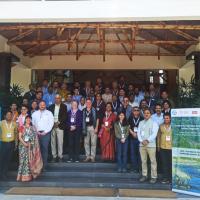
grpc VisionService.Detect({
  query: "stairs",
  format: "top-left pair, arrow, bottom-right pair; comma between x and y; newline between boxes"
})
0,161 -> 171,190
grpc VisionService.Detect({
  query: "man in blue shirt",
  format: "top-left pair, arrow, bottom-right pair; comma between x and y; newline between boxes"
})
43,86 -> 56,108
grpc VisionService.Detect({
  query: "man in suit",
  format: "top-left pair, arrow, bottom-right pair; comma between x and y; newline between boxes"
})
49,94 -> 67,162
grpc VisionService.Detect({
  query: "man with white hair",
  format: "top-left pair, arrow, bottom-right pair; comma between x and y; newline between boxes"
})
32,100 -> 54,170
49,94 -> 67,163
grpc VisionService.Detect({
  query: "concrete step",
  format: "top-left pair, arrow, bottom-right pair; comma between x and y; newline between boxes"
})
0,176 -> 171,189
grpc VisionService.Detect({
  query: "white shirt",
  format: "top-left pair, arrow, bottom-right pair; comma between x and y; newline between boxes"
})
54,104 -> 60,123
151,113 -> 164,126
78,104 -> 86,111
129,102 -> 139,108
32,109 -> 54,134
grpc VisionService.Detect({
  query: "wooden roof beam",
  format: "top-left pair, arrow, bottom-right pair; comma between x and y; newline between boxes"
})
8,29 -> 34,43
170,29 -> 198,41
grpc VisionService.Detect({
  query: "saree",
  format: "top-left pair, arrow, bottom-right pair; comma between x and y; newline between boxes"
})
100,113 -> 116,161
17,126 -> 43,182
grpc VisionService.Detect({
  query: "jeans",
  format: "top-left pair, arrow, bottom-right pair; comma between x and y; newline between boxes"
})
68,130 -> 81,161
38,133 -> 51,168
160,148 -> 172,180
130,138 -> 141,170
116,138 -> 128,170
0,141 -> 15,176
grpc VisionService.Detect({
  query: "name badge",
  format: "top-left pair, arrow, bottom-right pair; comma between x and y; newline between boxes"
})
141,131 -> 145,137
71,118 -> 75,123
24,136 -> 29,142
62,98 -> 65,102
86,117 -> 90,122
7,133 -> 12,138
166,135 -> 171,141
96,107 -> 100,111
122,134 -> 125,139
105,121 -> 109,127
134,127 -> 138,132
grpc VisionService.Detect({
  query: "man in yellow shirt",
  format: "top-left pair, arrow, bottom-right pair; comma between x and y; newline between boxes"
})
0,111 -> 18,180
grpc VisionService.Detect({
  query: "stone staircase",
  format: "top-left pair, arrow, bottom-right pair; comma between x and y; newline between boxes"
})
0,161 -> 171,190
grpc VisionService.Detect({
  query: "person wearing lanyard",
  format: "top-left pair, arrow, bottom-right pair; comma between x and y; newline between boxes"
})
32,101 -> 54,171
99,102 -> 117,161
114,112 -> 130,173
49,95 -> 67,163
0,111 -> 18,180
17,105 -> 29,128
82,98 -> 99,162
66,100 -> 83,163
118,97 -> 132,120
128,106 -> 143,173
157,113 -> 172,184
137,108 -> 159,184
111,95 -> 120,115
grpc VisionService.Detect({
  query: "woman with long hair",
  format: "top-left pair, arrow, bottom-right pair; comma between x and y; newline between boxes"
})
99,102 -> 116,161
17,115 -> 43,182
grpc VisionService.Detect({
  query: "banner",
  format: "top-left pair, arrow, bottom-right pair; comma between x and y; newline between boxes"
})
171,108 -> 200,197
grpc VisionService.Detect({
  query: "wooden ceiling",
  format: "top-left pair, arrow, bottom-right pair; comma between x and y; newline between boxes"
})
0,21 -> 200,61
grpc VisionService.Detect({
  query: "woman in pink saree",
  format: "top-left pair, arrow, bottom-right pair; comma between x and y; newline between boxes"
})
17,115 -> 43,182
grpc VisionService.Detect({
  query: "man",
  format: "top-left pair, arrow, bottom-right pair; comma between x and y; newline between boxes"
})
137,108 -> 159,184
134,87 -> 143,105
151,104 -> 164,126
102,87 -> 112,104
118,97 -> 132,120
42,79 -> 49,96
43,86 -> 56,108
159,91 -> 175,108
10,102 -> 19,122
82,99 -> 99,162
0,111 -> 18,180
49,95 -> 67,163
65,94 -> 72,111
129,107 -> 143,172
118,89 -> 126,105
128,83 -> 134,96
32,101 -> 54,170
34,91 -> 43,105
81,80 -> 92,98
23,84 -> 36,102
52,81 -> 59,95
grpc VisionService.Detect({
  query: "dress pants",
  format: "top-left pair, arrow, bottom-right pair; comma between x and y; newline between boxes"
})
160,148 -> 172,181
68,129 -> 81,161
39,133 -> 50,169
116,138 -> 128,170
84,126 -> 97,159
0,141 -> 15,177
140,146 -> 157,179
51,127 -> 64,159
130,138 -> 141,171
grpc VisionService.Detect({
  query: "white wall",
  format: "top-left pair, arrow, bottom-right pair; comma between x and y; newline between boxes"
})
0,0 -> 199,22
179,60 -> 195,82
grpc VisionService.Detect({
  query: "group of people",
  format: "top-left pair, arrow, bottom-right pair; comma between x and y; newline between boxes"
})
0,75 -> 173,184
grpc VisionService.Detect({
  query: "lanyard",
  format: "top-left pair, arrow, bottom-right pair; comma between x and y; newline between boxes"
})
97,100 -> 102,107
25,127 -> 31,134
133,117 -> 140,126
86,109 -> 91,117
71,109 -> 77,117
105,112 -> 111,120
119,122 -> 124,134
164,125 -> 171,132
112,102 -> 117,110
5,121 -> 12,130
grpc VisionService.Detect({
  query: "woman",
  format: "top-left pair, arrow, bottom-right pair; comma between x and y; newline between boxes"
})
17,115 -> 43,182
78,97 -> 86,111
114,112 -> 129,173
72,88 -> 82,103
17,105 -> 29,128
66,100 -> 83,162
99,102 -> 116,161
29,100 -> 38,116
157,113 -> 172,184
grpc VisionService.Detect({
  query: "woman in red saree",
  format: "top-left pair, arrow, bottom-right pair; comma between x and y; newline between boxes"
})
99,102 -> 116,161
17,115 -> 43,182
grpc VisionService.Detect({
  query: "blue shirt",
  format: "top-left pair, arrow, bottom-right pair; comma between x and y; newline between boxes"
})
43,93 -> 56,107
151,113 -> 164,126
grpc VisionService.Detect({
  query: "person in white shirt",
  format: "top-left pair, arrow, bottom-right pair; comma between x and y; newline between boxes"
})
32,100 -> 54,170
137,108 -> 159,184
151,104 -> 164,126
102,87 -> 112,104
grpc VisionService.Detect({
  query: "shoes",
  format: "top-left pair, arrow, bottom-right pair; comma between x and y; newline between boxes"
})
117,168 -> 122,173
51,158 -> 57,163
122,168 -> 127,173
149,178 -> 157,184
83,157 -> 90,162
91,158 -> 95,163
161,179 -> 169,184
67,158 -> 73,163
139,176 -> 148,182
58,158 -> 63,163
